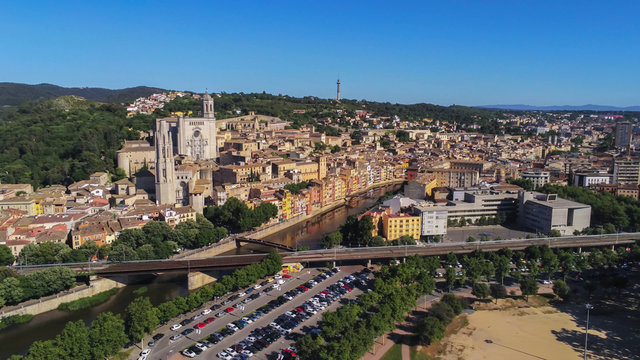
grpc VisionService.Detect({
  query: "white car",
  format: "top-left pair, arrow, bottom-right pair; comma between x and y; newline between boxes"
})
543,280 -> 552,285
274,274 -> 283,279
137,356 -> 147,360
195,342 -> 208,351
192,314 -> 203,320
170,324 -> 182,331
182,349 -> 196,358
254,283 -> 262,289
218,352 -> 233,360
140,349 -> 151,356
227,323 -> 239,332
242,316 -> 253,323
238,292 -> 247,297
225,348 -> 238,356
277,279 -> 285,285
202,308 -> 212,315
242,349 -> 254,357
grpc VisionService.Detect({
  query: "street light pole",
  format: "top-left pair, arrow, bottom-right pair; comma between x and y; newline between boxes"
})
584,303 -> 593,360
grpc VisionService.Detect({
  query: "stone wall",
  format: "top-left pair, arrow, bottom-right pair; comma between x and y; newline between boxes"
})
0,278 -> 124,318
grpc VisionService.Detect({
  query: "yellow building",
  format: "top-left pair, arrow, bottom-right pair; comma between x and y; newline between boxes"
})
382,213 -> 421,241
276,189 -> 293,220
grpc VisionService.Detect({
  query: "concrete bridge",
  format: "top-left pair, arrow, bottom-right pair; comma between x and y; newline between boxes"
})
14,233 -> 638,277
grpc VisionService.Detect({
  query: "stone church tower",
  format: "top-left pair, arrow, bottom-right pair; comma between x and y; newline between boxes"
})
177,91 -> 218,160
154,118 -> 177,205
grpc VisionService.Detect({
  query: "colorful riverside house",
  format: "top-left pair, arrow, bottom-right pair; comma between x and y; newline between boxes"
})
382,213 -> 421,241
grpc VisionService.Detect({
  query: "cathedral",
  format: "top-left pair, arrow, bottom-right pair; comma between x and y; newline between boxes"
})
155,91 -> 218,210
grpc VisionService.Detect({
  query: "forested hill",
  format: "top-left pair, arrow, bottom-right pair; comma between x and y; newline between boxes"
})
0,82 -> 164,107
0,97 -> 154,188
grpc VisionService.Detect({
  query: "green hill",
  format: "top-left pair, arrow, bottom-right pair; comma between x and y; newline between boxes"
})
0,82 -> 165,107
0,97 -> 153,188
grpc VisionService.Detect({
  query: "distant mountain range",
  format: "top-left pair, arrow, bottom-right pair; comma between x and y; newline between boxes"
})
478,104 -> 640,111
0,82 -> 165,106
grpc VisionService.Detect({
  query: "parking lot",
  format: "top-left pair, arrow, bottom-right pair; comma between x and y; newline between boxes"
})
133,265 -> 368,360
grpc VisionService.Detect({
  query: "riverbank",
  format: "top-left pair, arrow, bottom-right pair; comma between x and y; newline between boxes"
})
0,277 -> 124,318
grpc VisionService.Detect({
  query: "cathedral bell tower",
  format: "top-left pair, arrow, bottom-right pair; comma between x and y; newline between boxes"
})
202,90 -> 214,118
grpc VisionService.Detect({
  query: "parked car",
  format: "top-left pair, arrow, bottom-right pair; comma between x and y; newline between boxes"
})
170,324 -> 182,331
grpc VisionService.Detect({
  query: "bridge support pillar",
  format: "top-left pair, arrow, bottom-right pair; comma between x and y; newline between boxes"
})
332,261 -> 336,269
367,259 -> 372,268
188,271 -> 218,291
402,257 -> 406,264
578,247 -> 582,253
612,245 -> 615,251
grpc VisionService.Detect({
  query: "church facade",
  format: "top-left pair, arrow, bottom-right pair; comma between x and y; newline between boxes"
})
155,92 -> 218,209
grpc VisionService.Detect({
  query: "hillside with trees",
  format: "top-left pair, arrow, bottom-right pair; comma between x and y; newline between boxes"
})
0,97 -> 154,188
0,82 -> 164,106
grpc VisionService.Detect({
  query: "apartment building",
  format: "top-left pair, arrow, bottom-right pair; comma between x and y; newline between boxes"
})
382,213 -> 421,241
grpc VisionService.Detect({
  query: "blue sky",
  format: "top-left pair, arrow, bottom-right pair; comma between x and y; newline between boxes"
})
1,1 -> 638,106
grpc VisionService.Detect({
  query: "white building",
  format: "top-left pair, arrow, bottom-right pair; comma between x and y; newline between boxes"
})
573,172 -> 611,188
413,203 -> 447,238
521,170 -> 550,189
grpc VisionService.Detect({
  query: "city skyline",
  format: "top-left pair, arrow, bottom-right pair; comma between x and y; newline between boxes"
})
1,1 -> 639,106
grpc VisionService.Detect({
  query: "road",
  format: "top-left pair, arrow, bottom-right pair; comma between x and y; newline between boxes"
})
134,265 -> 365,360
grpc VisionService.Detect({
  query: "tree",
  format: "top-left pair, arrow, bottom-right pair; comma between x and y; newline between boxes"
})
0,245 -> 15,266
489,283 -> 507,303
541,248 -> 559,280
124,296 -> 159,343
520,277 -> 539,301
56,320 -> 90,360
321,231 -> 342,249
440,293 -> 463,315
548,229 -> 562,237
472,282 -> 490,301
429,301 -> 455,324
495,255 -> 510,284
445,266 -> 456,292
466,235 -> 476,242
446,252 -> 458,266
416,316 -> 445,345
89,312 -> 128,359
552,280 -> 570,300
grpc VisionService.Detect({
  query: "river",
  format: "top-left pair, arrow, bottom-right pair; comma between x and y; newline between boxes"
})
0,182 -> 401,358
0,273 -> 189,359
227,183 -> 402,254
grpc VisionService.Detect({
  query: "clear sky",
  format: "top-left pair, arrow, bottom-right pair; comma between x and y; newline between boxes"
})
1,1 -> 638,106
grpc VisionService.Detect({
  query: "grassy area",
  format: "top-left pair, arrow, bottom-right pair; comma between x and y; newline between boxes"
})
57,288 -> 119,311
110,348 -> 133,360
379,343 -> 403,360
410,346 -> 438,360
0,314 -> 34,331
133,286 -> 148,295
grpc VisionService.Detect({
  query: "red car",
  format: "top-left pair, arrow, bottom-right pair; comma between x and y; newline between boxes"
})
225,307 -> 234,313
299,286 -> 308,291
344,286 -> 352,292
283,274 -> 292,279
194,322 -> 206,329
204,317 -> 215,324
295,307 -> 304,313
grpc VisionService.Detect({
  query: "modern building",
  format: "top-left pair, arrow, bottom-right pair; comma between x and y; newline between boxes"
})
413,203 -> 447,238
382,213 -> 421,241
615,121 -> 633,150
517,191 -> 591,235
573,172 -> 611,188
404,175 -> 437,200
521,170 -> 550,189
613,158 -> 640,185
443,189 -> 519,222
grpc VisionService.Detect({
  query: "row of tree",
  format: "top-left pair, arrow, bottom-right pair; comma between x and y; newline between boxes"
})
109,215 -> 227,261
204,197 -> 278,233
416,294 -> 464,345
0,267 -> 77,307
9,252 -> 283,360
297,255 -> 438,360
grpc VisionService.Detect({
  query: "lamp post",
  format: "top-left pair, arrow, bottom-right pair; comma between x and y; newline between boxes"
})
584,303 -> 593,360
